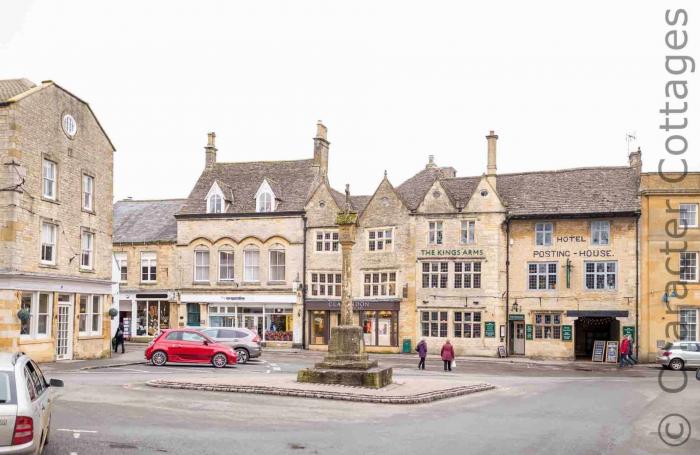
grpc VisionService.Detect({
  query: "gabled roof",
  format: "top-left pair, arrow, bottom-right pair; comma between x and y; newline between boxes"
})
114,199 -> 186,243
396,166 -> 457,210
497,166 -> 640,217
328,187 -> 371,213
179,159 -> 319,215
0,79 -> 35,102
440,177 -> 481,209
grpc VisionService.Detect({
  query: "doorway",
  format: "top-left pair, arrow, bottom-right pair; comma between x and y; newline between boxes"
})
56,294 -> 74,360
512,321 -> 525,355
574,317 -> 619,358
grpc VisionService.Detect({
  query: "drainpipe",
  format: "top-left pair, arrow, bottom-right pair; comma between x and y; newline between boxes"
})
635,215 -> 640,360
301,215 -> 308,349
505,218 -> 511,356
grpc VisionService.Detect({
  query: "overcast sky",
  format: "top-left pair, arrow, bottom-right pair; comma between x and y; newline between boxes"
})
2,1 -> 698,200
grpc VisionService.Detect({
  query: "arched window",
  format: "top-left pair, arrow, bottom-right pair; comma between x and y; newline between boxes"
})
218,247 -> 234,281
269,244 -> 286,282
208,194 -> 222,213
257,192 -> 272,212
194,247 -> 210,282
243,245 -> 260,282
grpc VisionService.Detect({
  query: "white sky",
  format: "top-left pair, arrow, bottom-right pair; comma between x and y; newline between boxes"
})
2,1 -> 698,200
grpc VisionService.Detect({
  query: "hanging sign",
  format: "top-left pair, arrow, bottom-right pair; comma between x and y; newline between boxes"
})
592,340 -> 606,362
485,322 -> 496,338
562,325 -> 572,341
622,326 -> 635,340
605,341 -> 619,363
526,324 -> 533,340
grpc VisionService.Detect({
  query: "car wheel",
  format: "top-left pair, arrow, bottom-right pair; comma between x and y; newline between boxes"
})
151,351 -> 167,366
212,353 -> 228,368
235,348 -> 249,364
669,358 -> 684,371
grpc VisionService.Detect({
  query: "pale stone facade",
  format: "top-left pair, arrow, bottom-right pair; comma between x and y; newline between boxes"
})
0,79 -> 115,361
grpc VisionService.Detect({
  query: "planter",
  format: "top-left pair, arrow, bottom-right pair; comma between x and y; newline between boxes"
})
16,308 -> 30,322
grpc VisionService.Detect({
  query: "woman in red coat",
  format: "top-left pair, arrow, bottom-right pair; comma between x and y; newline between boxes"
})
441,340 -> 455,371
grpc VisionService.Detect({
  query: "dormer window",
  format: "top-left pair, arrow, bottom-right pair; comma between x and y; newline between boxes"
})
255,179 -> 276,213
208,194 -> 222,213
205,181 -> 227,214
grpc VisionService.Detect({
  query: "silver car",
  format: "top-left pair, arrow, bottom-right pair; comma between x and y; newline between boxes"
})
0,352 -> 63,454
199,327 -> 262,364
656,341 -> 700,371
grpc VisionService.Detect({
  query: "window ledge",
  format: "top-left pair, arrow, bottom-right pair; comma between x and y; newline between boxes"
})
19,337 -> 52,345
267,281 -> 287,285
81,208 -> 96,215
39,263 -> 58,269
80,268 -> 96,274
41,197 -> 60,205
241,281 -> 261,286
78,334 -> 103,340
140,282 -> 157,285
192,281 -> 211,286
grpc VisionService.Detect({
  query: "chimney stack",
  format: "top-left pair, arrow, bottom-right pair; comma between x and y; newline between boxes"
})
426,155 -> 437,169
486,130 -> 498,176
205,132 -> 217,168
313,121 -> 329,176
629,146 -> 642,172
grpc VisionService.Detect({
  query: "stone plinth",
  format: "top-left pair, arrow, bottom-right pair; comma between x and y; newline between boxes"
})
297,366 -> 393,389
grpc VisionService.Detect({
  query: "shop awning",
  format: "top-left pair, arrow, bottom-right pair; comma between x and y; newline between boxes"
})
306,299 -> 401,311
566,310 -> 629,318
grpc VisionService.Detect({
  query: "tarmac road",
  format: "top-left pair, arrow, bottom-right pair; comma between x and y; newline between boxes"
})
39,350 -> 700,455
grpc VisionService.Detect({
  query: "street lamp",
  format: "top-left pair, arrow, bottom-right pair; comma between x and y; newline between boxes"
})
511,301 -> 521,313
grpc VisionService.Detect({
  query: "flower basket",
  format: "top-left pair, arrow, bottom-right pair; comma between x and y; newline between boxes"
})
108,308 -> 119,319
17,308 -> 30,322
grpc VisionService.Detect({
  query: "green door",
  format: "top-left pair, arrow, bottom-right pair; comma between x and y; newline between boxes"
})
187,303 -> 200,327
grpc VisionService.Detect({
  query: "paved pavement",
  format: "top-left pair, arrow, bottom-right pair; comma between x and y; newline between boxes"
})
36,347 -> 700,455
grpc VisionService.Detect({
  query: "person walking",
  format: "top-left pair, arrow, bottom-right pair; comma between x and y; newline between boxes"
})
416,339 -> 428,370
441,340 -> 455,372
619,335 -> 632,368
114,323 -> 125,354
628,337 -> 638,365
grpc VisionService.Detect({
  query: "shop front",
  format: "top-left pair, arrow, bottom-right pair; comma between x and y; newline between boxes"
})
180,293 -> 300,346
119,292 -> 176,338
570,310 -> 628,359
305,299 -> 400,352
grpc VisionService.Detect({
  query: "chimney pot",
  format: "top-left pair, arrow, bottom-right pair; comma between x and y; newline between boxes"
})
205,131 -> 217,168
426,155 -> 437,169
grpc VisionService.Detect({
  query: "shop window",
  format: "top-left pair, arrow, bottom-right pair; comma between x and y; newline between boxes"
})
362,310 -> 397,346
266,309 -> 293,341
528,262 -> 557,290
244,246 -> 260,282
140,252 -> 157,282
460,220 -> 476,244
421,311 -> 447,337
194,248 -> 210,282
454,262 -> 481,288
363,272 -> 397,297
454,311 -> 482,338
680,309 -> 698,341
186,303 -> 200,326
591,221 -> 610,246
269,246 -> 286,282
428,221 -> 443,245
209,305 -> 237,327
584,261 -> 617,290
534,313 -> 561,339
680,204 -> 698,228
79,295 -> 102,336
316,231 -> 339,252
535,222 -> 553,246
19,292 -> 52,339
310,311 -> 329,345
368,228 -> 393,252
145,301 -> 170,336
422,262 -> 448,288
311,272 -> 342,297
680,252 -> 698,283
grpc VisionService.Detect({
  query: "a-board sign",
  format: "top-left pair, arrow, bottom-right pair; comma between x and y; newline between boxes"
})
605,341 -> 619,363
562,325 -> 572,341
485,322 -> 496,338
498,345 -> 507,358
592,340 -> 606,362
525,324 -> 533,340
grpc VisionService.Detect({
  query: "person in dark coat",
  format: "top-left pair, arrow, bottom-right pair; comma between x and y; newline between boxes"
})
619,335 -> 632,368
416,339 -> 428,370
114,323 -> 125,354
440,340 -> 455,371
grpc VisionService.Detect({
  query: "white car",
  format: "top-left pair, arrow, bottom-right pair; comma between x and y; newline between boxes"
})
0,352 -> 63,454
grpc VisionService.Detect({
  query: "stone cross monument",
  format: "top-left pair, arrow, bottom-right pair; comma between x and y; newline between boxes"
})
297,185 -> 393,388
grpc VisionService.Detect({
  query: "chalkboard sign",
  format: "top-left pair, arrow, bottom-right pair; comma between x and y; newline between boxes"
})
485,322 -> 496,338
592,340 -> 606,362
562,325 -> 572,342
605,341 -> 619,363
498,345 -> 507,358
525,324 -> 533,340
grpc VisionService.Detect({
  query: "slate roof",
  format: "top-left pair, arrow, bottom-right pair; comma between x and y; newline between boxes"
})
498,166 -> 640,217
441,177 -> 481,209
179,159 -> 319,215
329,187 -> 371,213
0,79 -> 35,102
396,166 -> 457,210
114,199 -> 186,243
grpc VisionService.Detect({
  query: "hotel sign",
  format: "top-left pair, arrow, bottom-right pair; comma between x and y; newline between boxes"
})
420,248 -> 485,257
532,236 -> 613,258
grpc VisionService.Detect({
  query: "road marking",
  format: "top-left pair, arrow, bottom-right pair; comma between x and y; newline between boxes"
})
74,433 -> 80,439
272,366 -> 281,371
57,429 -> 98,433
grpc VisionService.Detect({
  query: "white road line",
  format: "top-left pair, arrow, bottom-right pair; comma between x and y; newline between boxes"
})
272,366 -> 281,371
56,429 -> 98,433
74,433 -> 80,439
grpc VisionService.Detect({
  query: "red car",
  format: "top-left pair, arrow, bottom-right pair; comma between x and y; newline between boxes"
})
145,329 -> 237,368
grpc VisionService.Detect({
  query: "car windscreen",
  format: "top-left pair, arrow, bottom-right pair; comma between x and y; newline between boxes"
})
0,372 -> 16,404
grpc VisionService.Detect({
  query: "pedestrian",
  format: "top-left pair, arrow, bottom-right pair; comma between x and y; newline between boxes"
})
416,339 -> 427,370
628,338 -> 638,365
441,340 -> 455,372
114,323 -> 125,354
619,335 -> 633,368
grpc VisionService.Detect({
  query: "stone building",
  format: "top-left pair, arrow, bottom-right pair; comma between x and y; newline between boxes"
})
0,79 -> 115,361
639,172 -> 700,362
113,198 -> 185,338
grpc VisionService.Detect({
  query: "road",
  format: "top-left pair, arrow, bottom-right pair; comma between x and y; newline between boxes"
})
39,351 -> 700,455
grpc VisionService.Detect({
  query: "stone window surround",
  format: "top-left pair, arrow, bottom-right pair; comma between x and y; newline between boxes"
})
41,155 -> 58,202
81,171 -> 96,214
315,230 -> 339,253
80,228 -> 95,271
583,260 -> 617,291
428,220 -> 444,245
268,245 -> 286,283
680,308 -> 699,341
460,220 -> 476,245
309,271 -> 342,297
533,312 -> 562,340
115,252 -> 128,282
78,294 -> 102,337
680,203 -> 699,229
218,249 -> 235,282
453,311 -> 482,338
19,291 -> 53,340
140,251 -> 157,283
590,220 -> 610,246
367,226 -> 394,252
534,222 -> 554,246
362,270 -> 397,297
40,220 -> 58,266
680,252 -> 699,283
527,262 -> 557,291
